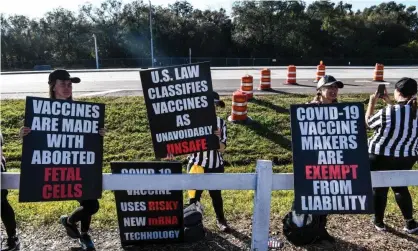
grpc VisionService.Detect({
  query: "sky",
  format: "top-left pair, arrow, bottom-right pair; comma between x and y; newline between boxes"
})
1,0 -> 417,19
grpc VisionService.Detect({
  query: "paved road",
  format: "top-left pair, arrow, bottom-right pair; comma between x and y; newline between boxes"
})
1,68 -> 417,99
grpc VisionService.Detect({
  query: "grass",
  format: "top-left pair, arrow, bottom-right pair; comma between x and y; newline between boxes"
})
1,94 -> 417,228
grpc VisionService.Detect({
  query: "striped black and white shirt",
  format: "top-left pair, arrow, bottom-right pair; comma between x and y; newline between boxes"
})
188,117 -> 227,169
367,103 -> 418,157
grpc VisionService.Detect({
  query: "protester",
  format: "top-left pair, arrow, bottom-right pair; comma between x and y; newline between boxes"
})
365,77 -> 418,234
307,75 -> 344,241
1,131 -> 20,251
187,92 -> 229,232
311,75 -> 343,104
19,69 -> 105,250
283,75 -> 344,246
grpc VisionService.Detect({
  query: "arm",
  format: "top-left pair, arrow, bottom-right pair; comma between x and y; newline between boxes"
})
217,120 -> 227,153
365,92 -> 379,123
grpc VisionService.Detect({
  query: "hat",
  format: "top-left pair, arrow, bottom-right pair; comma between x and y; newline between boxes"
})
395,77 -> 417,97
317,75 -> 344,89
48,69 -> 81,84
213,92 -> 225,108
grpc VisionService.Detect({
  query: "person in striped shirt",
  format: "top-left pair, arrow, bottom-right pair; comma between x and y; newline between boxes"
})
187,92 -> 229,232
365,77 -> 418,234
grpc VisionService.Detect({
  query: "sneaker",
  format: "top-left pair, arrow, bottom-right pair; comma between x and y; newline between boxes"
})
404,219 -> 418,234
374,221 -> 386,232
60,215 -> 80,239
79,233 -> 95,251
268,236 -> 284,248
216,219 -> 230,232
2,235 -> 20,251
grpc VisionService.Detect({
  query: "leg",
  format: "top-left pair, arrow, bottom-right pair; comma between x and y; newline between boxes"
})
369,154 -> 391,225
78,200 -> 100,233
189,190 -> 204,204
1,189 -> 17,237
209,189 -> 229,231
391,186 -> 413,220
208,190 -> 225,221
373,187 -> 389,224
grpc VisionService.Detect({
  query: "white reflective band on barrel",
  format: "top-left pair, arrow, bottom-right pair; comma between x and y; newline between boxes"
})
241,83 -> 253,86
317,70 -> 325,73
232,110 -> 248,115
232,102 -> 248,106
287,77 -> 296,80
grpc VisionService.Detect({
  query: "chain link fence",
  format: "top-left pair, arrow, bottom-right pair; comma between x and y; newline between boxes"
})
2,57 -> 418,71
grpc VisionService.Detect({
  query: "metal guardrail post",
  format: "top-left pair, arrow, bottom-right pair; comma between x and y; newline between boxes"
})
251,160 -> 273,251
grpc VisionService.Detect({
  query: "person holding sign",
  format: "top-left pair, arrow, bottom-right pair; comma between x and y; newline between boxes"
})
284,75 -> 345,245
311,75 -> 343,104
187,92 -> 229,232
19,69 -> 105,250
1,131 -> 21,251
366,77 -> 418,234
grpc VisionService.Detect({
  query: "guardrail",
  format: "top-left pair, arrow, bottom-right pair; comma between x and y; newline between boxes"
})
2,160 -> 418,251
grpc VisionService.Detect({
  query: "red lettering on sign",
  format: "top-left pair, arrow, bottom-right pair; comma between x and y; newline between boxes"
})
166,139 -> 207,155
304,165 -> 358,180
42,184 -> 83,199
44,167 -> 82,182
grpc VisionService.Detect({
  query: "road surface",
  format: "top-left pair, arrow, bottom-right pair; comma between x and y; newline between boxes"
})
1,67 -> 418,99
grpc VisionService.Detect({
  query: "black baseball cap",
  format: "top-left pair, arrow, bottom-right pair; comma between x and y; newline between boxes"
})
395,77 -> 417,97
317,75 -> 344,89
213,92 -> 225,108
48,69 -> 81,84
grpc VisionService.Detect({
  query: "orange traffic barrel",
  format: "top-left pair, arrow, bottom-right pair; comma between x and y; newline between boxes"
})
373,63 -> 384,81
285,65 -> 297,85
228,90 -> 248,122
314,61 -> 326,82
259,68 -> 271,90
240,74 -> 253,99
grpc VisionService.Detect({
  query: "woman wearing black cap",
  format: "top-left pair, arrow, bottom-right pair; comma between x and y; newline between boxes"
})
311,75 -> 343,104
283,76 -> 344,246
306,75 -> 344,242
19,69 -> 105,250
187,92 -> 230,232
365,77 -> 418,234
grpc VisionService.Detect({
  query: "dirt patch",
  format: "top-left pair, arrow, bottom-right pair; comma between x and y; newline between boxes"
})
2,214 -> 417,250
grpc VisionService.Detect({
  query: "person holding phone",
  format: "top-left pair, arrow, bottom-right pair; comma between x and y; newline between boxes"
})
187,92 -> 229,232
19,69 -> 105,250
365,77 -> 418,233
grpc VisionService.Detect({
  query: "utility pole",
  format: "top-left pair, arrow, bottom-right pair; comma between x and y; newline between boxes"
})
92,34 -> 99,69
149,0 -> 155,67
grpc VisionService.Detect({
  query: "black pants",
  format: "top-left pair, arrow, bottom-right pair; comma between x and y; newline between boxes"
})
1,189 -> 17,237
68,199 -> 99,233
369,154 -> 416,223
188,163 -> 226,221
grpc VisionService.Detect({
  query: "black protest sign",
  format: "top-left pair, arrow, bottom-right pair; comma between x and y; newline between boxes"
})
290,102 -> 373,214
111,162 -> 184,246
139,62 -> 219,158
19,97 -> 105,202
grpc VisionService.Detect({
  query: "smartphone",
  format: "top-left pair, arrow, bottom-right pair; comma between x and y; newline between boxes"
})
377,84 -> 386,98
